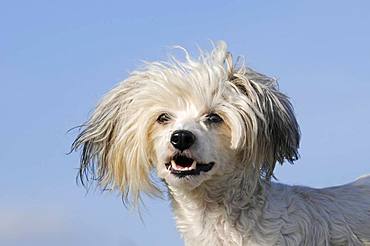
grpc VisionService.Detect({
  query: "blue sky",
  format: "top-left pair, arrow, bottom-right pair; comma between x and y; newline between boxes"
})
1,0 -> 369,245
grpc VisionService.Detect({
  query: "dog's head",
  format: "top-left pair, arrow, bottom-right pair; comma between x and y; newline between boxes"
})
72,41 -> 300,205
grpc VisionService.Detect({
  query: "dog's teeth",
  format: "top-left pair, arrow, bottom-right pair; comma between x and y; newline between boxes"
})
190,161 -> 196,169
171,160 -> 197,171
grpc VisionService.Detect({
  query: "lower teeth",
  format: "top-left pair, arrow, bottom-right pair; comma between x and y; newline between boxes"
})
171,160 -> 196,170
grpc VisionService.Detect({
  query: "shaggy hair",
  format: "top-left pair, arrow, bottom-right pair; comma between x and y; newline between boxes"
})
72,41 -> 370,245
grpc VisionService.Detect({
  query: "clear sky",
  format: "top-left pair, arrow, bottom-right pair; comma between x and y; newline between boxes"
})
1,0 -> 369,245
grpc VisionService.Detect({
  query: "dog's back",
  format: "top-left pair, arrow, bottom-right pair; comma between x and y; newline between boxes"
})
265,175 -> 370,245
352,174 -> 370,186
343,175 -> 370,244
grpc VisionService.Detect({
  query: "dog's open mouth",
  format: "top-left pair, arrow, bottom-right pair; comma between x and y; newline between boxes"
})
165,154 -> 214,178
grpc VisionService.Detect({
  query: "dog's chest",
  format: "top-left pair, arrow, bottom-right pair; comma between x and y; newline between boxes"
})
173,203 -> 247,246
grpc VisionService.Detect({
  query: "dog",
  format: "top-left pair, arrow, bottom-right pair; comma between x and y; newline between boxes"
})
72,41 -> 370,245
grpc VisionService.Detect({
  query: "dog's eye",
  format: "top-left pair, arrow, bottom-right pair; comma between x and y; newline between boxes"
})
206,113 -> 223,124
157,113 -> 172,124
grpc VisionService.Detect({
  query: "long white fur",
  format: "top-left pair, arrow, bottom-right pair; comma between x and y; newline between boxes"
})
72,41 -> 370,245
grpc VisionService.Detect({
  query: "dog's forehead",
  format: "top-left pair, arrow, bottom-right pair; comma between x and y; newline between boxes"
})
154,81 -> 227,113
172,106 -> 211,125
160,92 -> 223,119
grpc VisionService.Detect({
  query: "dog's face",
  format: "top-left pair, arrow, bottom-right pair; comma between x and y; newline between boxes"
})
150,94 -> 238,190
72,41 -> 300,205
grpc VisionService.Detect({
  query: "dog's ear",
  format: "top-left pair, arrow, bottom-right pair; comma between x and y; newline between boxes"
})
253,76 -> 300,178
228,65 -> 300,178
71,78 -> 160,206
211,42 -> 300,178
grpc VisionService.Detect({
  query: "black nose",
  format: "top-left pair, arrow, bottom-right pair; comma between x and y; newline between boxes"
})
170,130 -> 196,151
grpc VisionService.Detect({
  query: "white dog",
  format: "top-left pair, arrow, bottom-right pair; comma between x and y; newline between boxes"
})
72,41 -> 370,245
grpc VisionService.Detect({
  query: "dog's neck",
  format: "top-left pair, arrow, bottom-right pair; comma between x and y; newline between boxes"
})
168,166 -> 266,245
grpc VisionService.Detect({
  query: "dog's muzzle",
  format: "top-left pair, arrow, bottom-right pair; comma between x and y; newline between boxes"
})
165,154 -> 214,178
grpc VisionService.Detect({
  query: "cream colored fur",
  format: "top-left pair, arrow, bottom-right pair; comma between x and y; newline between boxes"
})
72,41 -> 370,245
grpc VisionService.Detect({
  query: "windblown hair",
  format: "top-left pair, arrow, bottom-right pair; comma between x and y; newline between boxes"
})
71,41 -> 300,205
